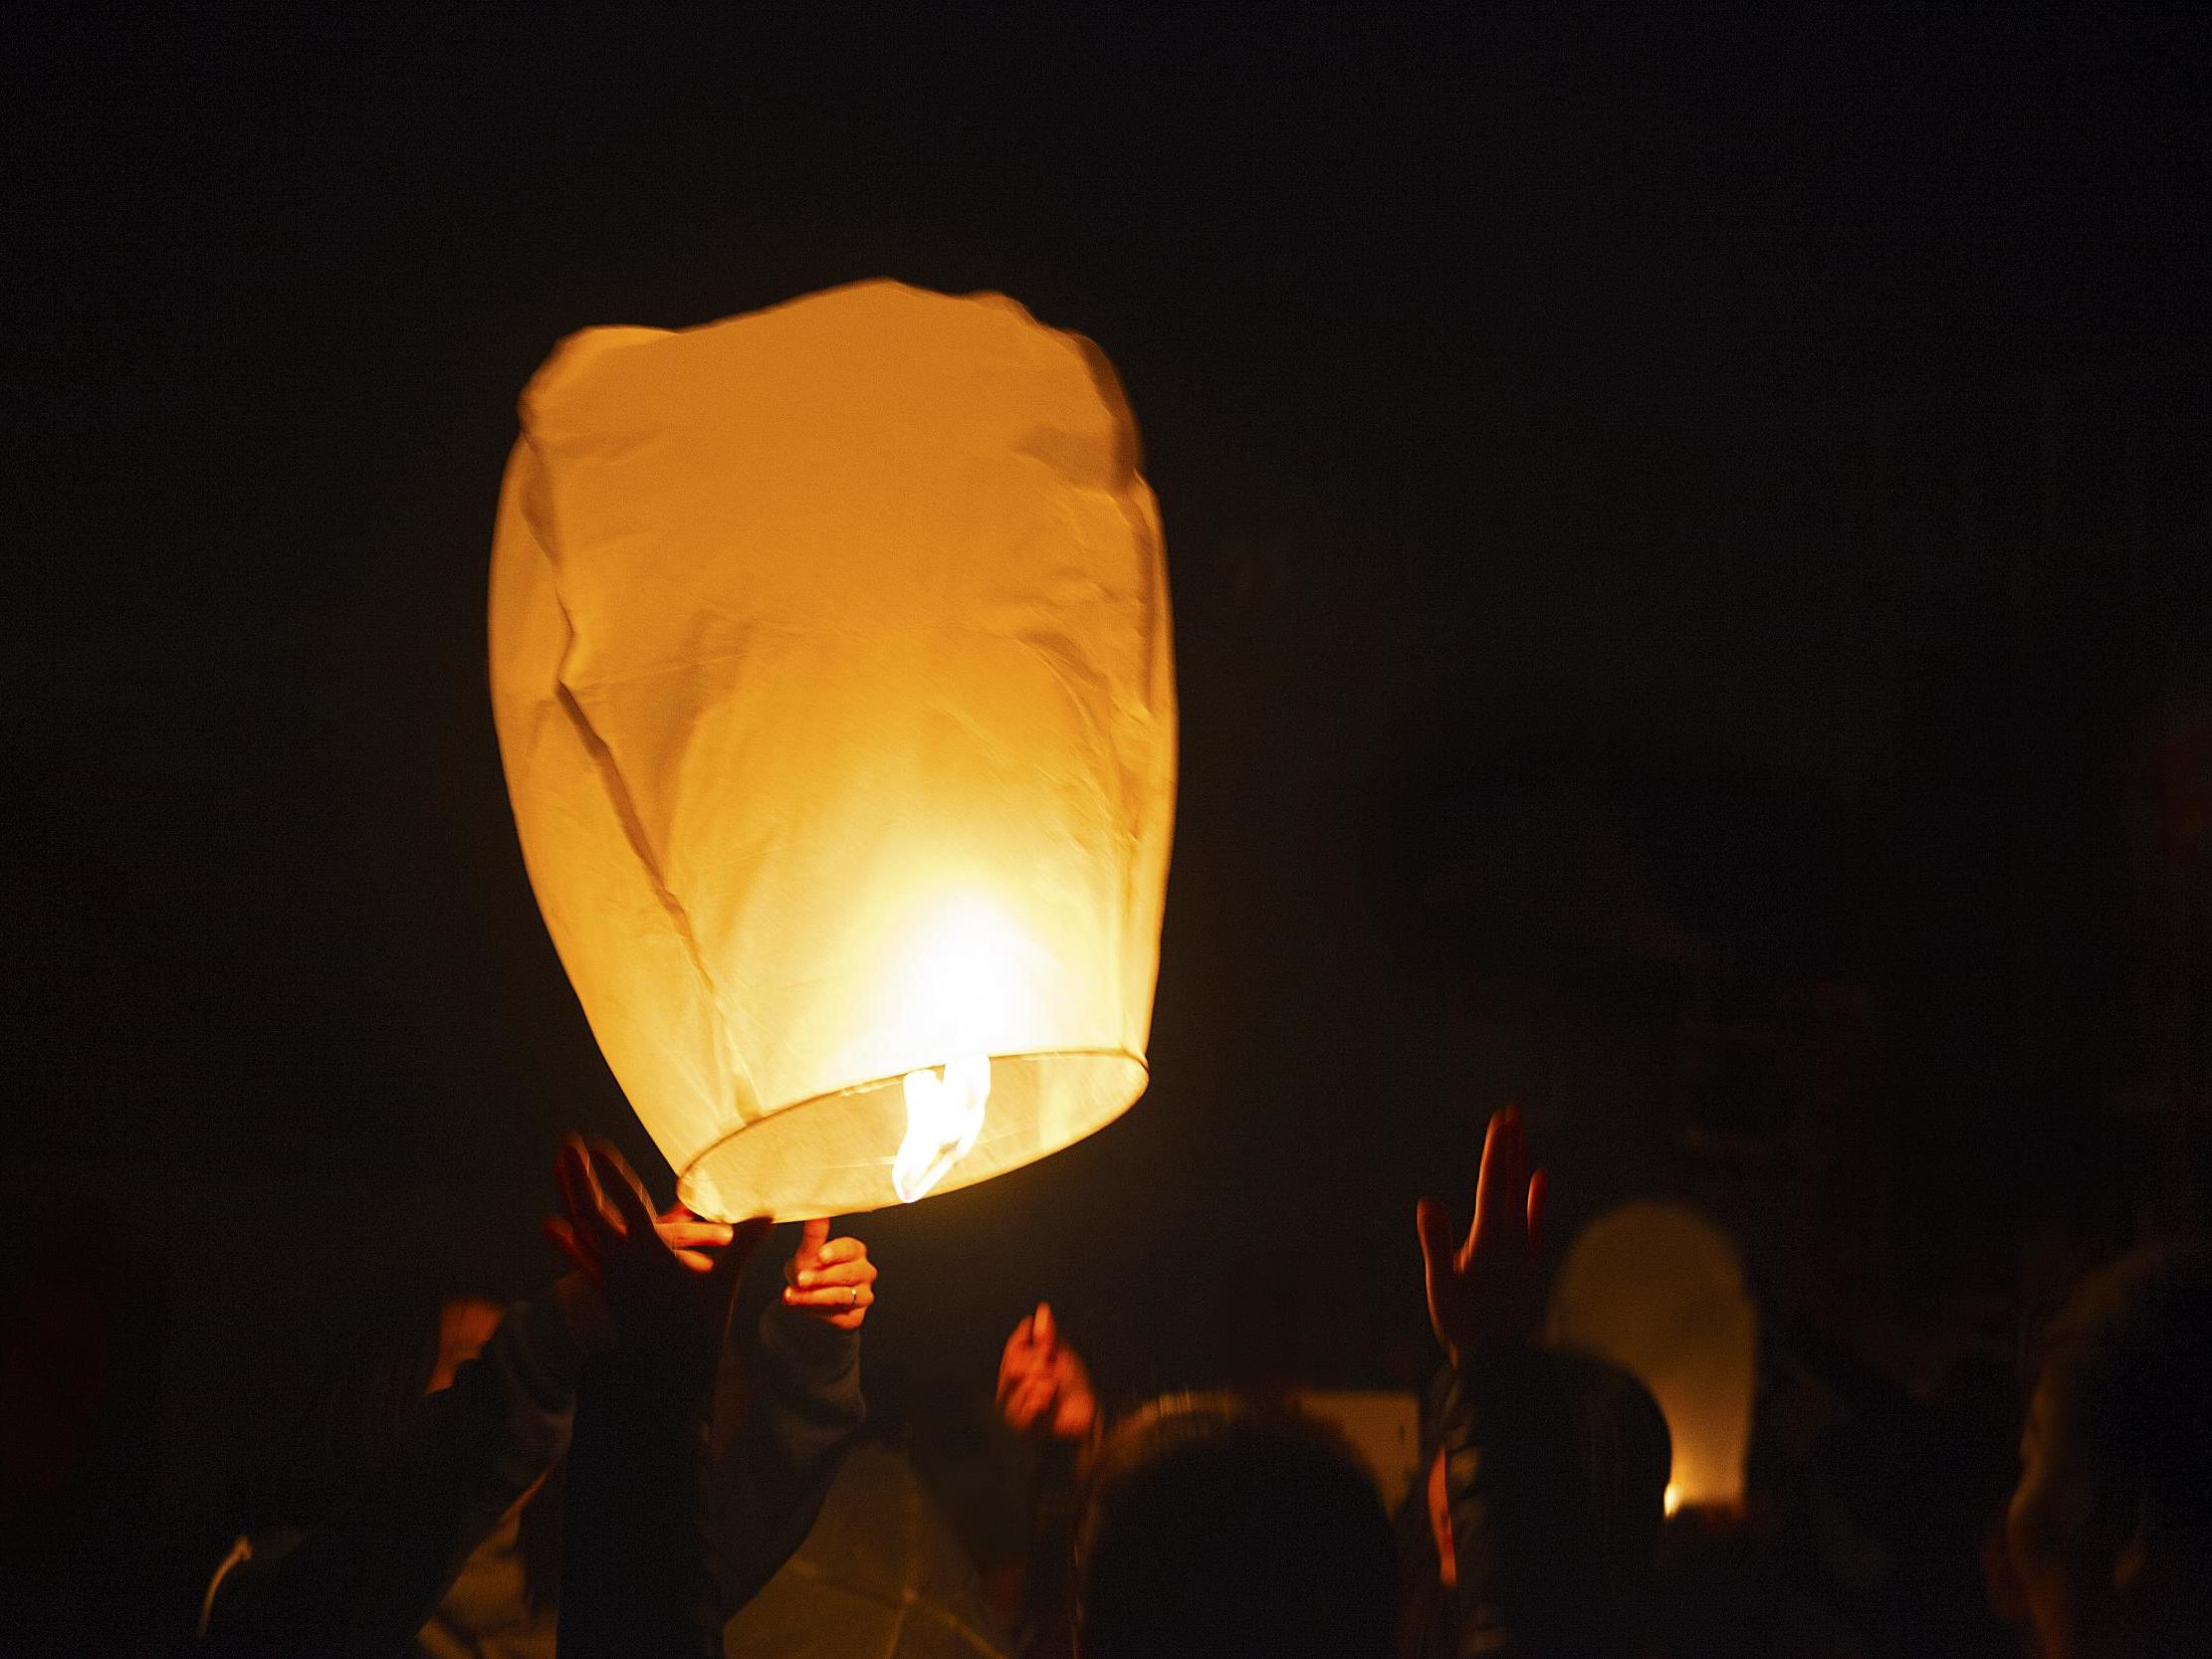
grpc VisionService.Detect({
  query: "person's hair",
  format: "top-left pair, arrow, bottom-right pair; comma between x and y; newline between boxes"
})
1075,1392 -> 1395,1659
1549,1348 -> 1672,1589
231,1291 -> 450,1534
2034,1240 -> 2212,1538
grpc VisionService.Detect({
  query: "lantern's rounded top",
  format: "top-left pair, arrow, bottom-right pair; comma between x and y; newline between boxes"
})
521,281 -> 1127,444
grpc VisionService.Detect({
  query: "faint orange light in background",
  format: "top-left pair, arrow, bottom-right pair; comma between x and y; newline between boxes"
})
490,281 -> 1176,1218
1547,1201 -> 1756,1515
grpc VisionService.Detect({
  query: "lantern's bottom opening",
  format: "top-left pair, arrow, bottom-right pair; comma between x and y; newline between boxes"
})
675,1048 -> 1148,1220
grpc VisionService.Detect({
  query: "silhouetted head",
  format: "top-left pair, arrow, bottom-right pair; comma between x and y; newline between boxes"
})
234,1285 -> 511,1536
1075,1393 -> 1395,1659
2008,1242 -> 2212,1659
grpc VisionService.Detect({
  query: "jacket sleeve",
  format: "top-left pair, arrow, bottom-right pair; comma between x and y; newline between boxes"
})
1011,1434 -> 1087,1659
200,1292 -> 584,1659
708,1301 -> 866,1611
557,1334 -> 724,1659
1440,1349 -> 1614,1659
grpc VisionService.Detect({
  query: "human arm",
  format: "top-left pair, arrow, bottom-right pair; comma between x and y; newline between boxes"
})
708,1217 -> 874,1611
551,1137 -> 773,1659
996,1302 -> 1097,1657
1418,1108 -> 1618,1659
199,1288 -> 585,1659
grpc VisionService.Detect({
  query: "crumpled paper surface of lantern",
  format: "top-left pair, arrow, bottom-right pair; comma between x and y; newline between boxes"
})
490,282 -> 1175,1219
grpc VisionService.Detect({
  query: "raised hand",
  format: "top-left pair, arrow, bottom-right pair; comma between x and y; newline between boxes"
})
780,1217 -> 878,1331
544,1136 -> 772,1356
996,1302 -> 1098,1442
1416,1106 -> 1549,1366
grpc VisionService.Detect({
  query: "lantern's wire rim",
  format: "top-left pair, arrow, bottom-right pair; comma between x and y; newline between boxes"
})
691,1045 -> 1149,1141
676,1045 -> 1150,1213
754,1045 -> 1146,1118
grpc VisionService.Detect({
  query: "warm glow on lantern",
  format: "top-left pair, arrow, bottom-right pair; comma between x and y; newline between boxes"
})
489,281 -> 1175,1220
1547,1202 -> 1756,1515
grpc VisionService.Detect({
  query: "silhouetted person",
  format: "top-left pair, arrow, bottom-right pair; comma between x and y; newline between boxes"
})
1398,1351 -> 1669,1659
545,1138 -> 774,1659
2007,1241 -> 2212,1659
1074,1393 -> 1397,1659
1416,1107 -> 1668,1657
199,1139 -> 876,1659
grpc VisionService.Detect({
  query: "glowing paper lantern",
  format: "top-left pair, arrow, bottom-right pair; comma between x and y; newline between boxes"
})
1546,1201 -> 1755,1513
489,282 -> 1175,1220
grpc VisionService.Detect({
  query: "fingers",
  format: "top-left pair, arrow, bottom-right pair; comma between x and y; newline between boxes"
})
1051,1346 -> 1091,1391
1003,1373 -> 1055,1430
782,1225 -> 877,1312
543,1214 -> 597,1280
1002,1345 -> 1090,1435
998,1318 -> 1039,1398
1525,1166 -> 1548,1252
783,1250 -> 878,1310
783,1280 -> 876,1312
678,1212 -> 768,1276
556,1139 -> 617,1255
1469,1109 -> 1513,1248
785,1234 -> 865,1285
1034,1302 -> 1054,1348
587,1140 -> 659,1239
657,1220 -> 735,1251
788,1256 -> 874,1291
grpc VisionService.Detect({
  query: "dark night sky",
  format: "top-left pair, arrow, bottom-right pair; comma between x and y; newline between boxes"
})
6,1 -> 2209,1545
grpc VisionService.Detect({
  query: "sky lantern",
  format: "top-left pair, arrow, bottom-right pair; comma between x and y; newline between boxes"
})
489,281 -> 1176,1220
1546,1201 -> 1756,1515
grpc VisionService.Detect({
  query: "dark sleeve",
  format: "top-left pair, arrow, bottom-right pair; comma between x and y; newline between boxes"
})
201,1293 -> 584,1659
1440,1349 -> 1614,1659
1012,1436 -> 1087,1659
708,1301 -> 865,1610
557,1339 -> 724,1659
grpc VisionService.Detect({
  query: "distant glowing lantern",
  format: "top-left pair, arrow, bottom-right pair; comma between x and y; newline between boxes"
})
1546,1201 -> 1756,1514
489,281 -> 1176,1220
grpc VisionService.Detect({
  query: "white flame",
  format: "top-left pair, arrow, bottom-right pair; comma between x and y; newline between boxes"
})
1663,1482 -> 1682,1517
894,1053 -> 992,1203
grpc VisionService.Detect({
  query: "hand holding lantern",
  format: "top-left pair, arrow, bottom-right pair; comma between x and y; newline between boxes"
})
779,1217 -> 877,1331
545,1137 -> 772,1360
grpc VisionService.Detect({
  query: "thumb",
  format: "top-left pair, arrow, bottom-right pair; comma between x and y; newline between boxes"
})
1034,1302 -> 1054,1348
796,1216 -> 829,1264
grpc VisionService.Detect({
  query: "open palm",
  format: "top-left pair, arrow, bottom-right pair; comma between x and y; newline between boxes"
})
1417,1107 -> 1548,1365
